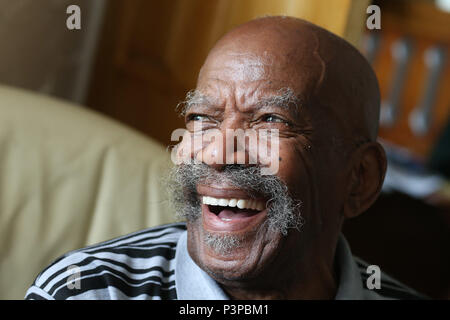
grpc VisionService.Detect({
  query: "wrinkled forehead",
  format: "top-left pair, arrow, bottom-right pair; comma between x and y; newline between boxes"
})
198,50 -> 275,87
196,38 -> 323,102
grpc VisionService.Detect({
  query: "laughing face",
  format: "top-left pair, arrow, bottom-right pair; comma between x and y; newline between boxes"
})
167,17 -> 386,299
169,48 -> 316,286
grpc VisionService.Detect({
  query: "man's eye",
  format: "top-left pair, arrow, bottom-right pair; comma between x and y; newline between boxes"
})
262,115 -> 286,123
187,114 -> 207,122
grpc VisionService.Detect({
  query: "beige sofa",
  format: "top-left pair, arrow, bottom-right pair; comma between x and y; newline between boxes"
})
0,85 -> 176,299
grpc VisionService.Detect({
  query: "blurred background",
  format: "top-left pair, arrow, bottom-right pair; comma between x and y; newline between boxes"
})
0,0 -> 449,299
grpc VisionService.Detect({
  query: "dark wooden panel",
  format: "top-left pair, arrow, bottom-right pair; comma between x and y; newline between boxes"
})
368,0 -> 450,158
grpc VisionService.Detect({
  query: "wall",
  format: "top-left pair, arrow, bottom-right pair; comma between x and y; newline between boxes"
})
0,0 -> 106,103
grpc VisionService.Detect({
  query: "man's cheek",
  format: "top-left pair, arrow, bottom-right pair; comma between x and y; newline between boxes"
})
257,129 -> 280,175
170,130 -> 203,165
170,128 -> 187,165
276,150 -> 310,196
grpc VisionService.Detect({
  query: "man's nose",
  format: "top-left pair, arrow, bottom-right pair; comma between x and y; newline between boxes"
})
195,129 -> 254,171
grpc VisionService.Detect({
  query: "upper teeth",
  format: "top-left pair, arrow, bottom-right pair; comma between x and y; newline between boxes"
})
202,196 -> 265,211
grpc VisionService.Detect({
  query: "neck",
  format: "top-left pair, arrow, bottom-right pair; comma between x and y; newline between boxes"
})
220,232 -> 339,300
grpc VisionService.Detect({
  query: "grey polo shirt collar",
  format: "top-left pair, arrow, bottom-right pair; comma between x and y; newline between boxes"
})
175,231 -> 365,300
175,231 -> 229,299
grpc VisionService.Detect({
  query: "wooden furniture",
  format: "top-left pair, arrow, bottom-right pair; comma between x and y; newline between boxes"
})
363,0 -> 450,159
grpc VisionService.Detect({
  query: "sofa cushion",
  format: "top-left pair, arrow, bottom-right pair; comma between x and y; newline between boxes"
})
0,85 -> 175,299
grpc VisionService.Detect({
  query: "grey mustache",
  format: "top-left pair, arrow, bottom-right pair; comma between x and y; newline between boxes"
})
165,162 -> 303,236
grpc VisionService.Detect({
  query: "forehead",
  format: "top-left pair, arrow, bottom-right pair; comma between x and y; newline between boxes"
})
196,44 -> 318,106
200,51 -> 271,84
200,48 -> 286,86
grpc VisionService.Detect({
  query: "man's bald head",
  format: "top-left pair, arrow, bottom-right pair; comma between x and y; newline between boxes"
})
198,16 -> 380,144
175,16 -> 387,299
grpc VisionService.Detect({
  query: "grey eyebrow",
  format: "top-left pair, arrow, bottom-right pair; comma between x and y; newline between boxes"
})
254,88 -> 300,116
177,87 -> 300,117
175,90 -> 212,117
176,90 -> 214,117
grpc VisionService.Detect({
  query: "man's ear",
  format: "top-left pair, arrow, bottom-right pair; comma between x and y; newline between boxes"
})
343,142 -> 387,219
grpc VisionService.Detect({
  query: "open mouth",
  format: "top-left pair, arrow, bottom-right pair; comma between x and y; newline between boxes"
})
201,195 -> 268,233
203,196 -> 266,221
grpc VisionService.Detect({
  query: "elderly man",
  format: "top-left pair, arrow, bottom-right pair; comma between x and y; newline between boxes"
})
25,16 -> 424,300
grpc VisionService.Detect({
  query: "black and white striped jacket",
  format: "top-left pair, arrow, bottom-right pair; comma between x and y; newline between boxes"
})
25,222 -> 427,300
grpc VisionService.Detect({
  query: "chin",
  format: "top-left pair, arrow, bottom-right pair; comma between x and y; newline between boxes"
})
187,220 -> 285,283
